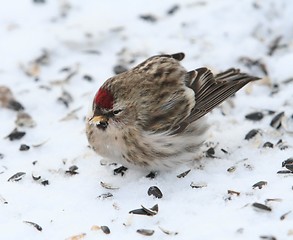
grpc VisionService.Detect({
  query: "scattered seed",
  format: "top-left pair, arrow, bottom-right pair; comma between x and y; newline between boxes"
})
244,163 -> 253,171
65,233 -> 86,240
259,235 -> 277,240
5,128 -> 26,141
23,221 -> 42,231
34,49 -> 50,65
59,67 -> 71,72
65,165 -> 79,175
221,148 -> 229,154
252,181 -> 267,189
83,50 -> 101,55
270,112 -> 285,129
7,172 -> 26,182
285,164 -> 293,172
158,226 -> 178,236
32,139 -> 49,148
145,171 -> 157,179
41,180 -> 49,186
263,142 -> 274,148
277,170 -> 292,174
8,100 -> 25,111
0,153 -> 4,159
252,202 -> 272,212
19,144 -> 30,151
275,139 -> 289,150
228,190 -> 240,196
282,158 -> 293,167
137,229 -> 155,236
268,35 -> 285,56
32,173 -> 50,186
101,225 -> 110,234
206,147 -> 216,158
100,159 -> 108,166
239,57 -> 268,76
15,112 -> 36,128
147,186 -> 163,199
139,14 -> 157,23
227,166 -> 236,173
280,210 -> 291,221
97,193 -> 113,200
57,90 -> 73,108
167,4 -> 180,15
0,194 -> 8,204
83,75 -> 93,82
113,65 -> 128,74
245,112 -> 264,121
190,182 -> 207,188
245,129 -> 261,140
141,204 -> 159,216
129,204 -> 158,216
265,198 -> 282,204
32,173 -> 41,181
90,225 -> 100,231
177,169 -> 191,178
100,181 -> 119,190
113,166 -> 128,176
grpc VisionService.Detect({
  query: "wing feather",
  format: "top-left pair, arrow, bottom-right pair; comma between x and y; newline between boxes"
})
173,68 -> 260,133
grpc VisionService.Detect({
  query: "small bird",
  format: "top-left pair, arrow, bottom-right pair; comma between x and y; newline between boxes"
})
86,53 -> 259,170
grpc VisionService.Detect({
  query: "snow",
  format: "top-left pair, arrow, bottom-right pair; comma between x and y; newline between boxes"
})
0,0 -> 293,239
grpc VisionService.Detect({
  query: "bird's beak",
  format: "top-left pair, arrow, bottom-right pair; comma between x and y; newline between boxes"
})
89,115 -> 106,124
88,115 -> 109,130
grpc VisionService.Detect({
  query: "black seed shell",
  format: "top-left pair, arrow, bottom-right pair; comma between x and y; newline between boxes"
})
147,186 -> 163,199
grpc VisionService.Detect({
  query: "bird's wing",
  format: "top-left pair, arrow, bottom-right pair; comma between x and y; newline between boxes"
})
171,68 -> 260,134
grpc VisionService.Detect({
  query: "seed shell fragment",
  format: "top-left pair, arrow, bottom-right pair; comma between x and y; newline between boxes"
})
15,112 -> 36,128
263,142 -> 274,148
270,112 -> 285,129
280,210 -> 291,221
65,233 -> 86,240
65,165 -> 79,175
97,193 -> 113,200
190,182 -> 207,189
158,226 -> 178,236
23,221 -> 42,231
113,166 -> 128,176
277,170 -> 292,174
137,229 -> 155,236
101,225 -> 110,234
282,158 -> 293,167
145,171 -> 157,179
259,235 -> 277,240
177,169 -> 191,178
0,194 -> 8,204
245,112 -> 264,121
252,202 -> 272,212
285,164 -> 293,172
100,181 -> 119,190
19,144 -> 30,151
252,181 -> 267,189
245,129 -> 261,140
147,186 -> 163,199
7,172 -> 26,182
129,204 -> 158,216
228,190 -> 240,196
5,129 -> 26,141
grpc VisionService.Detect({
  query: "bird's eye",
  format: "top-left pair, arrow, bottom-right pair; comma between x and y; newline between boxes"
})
113,109 -> 122,115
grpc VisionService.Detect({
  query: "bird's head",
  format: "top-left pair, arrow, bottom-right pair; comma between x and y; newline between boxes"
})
89,87 -> 123,131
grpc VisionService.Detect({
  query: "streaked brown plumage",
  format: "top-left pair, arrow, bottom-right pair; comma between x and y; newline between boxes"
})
86,53 -> 259,170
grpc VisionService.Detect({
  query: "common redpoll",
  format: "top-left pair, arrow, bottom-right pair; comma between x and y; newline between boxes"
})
86,53 -> 259,170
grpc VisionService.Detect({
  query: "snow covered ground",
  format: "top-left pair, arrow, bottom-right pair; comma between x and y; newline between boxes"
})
0,0 -> 293,239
